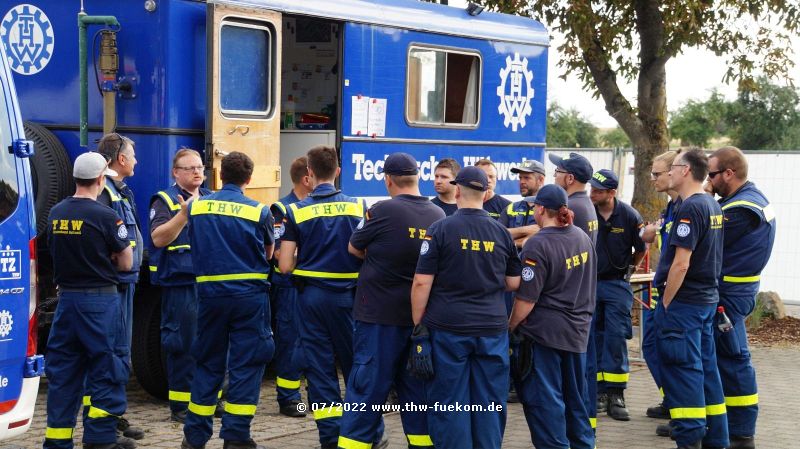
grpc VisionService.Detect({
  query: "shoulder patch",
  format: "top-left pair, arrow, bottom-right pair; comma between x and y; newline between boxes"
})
420,240 -> 430,255
676,223 -> 690,238
117,223 -> 128,239
521,266 -> 535,282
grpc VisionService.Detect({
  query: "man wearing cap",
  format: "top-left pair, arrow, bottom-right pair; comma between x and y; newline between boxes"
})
412,166 -> 521,449
43,152 -> 133,449
510,183 -> 596,449
589,169 -> 647,421
501,159 -> 547,247
337,153 -> 444,449
474,159 -> 512,220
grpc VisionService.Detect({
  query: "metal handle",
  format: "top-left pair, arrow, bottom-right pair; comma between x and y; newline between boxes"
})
214,149 -> 229,157
228,124 -> 250,135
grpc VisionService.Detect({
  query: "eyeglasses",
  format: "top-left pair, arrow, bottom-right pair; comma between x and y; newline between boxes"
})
175,165 -> 204,173
707,169 -> 733,179
650,171 -> 667,180
554,168 -> 570,175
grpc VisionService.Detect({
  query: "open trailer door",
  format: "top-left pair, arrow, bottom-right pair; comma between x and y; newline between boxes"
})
206,2 -> 282,204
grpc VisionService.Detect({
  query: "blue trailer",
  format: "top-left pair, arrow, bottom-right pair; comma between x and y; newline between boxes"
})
1,0 -> 549,398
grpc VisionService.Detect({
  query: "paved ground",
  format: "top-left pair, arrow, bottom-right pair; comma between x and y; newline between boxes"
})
4,345 -> 798,449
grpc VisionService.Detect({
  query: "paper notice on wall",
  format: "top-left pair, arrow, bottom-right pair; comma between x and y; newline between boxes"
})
351,96 -> 370,135
367,98 -> 387,137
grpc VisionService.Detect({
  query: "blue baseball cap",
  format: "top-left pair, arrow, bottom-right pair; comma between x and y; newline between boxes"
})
533,184 -> 569,210
378,152 -> 419,176
548,152 -> 593,183
450,165 -> 488,191
589,169 -> 619,190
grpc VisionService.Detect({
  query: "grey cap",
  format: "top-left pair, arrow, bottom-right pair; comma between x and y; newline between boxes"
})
511,159 -> 545,175
73,152 -> 117,179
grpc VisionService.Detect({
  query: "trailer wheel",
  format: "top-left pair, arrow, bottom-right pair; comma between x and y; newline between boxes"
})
131,287 -> 168,399
23,122 -> 73,235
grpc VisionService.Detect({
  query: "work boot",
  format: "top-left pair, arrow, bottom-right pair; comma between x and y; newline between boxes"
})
656,422 -> 673,437
215,400 -> 225,418
607,392 -> 630,421
508,385 -> 520,404
84,442 -> 133,449
729,435 -> 756,449
115,436 -> 137,449
596,392 -> 608,413
180,438 -> 205,449
373,432 -> 389,449
279,400 -> 307,418
222,439 -> 266,449
646,401 -> 670,419
677,441 -> 702,449
171,409 -> 188,424
318,443 -> 337,449
117,417 -> 145,440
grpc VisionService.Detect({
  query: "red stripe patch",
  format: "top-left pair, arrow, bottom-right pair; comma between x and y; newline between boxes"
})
679,218 -> 691,223
524,258 -> 537,266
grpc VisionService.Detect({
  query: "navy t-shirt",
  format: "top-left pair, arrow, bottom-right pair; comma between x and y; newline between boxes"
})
654,193 -> 723,303
483,194 -> 512,221
416,208 -> 522,336
431,196 -> 457,217
568,191 -> 598,245
350,195 -> 446,326
516,225 -> 597,353
48,197 -> 130,288
596,199 -> 645,278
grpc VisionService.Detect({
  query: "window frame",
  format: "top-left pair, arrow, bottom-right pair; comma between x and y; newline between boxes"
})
0,71 -> 19,223
217,19 -> 276,119
405,44 -> 482,129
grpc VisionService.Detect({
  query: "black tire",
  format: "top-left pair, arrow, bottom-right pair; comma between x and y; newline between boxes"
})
131,287 -> 168,399
23,121 -> 73,235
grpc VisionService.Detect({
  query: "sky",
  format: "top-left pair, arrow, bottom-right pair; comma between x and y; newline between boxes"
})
448,0 -> 800,128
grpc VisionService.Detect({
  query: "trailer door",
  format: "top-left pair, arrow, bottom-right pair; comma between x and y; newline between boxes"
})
206,3 -> 282,204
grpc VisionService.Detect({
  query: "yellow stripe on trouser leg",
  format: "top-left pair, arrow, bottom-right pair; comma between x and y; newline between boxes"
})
407,434 -> 434,446
706,403 -> 727,416
82,395 -> 91,406
659,387 -> 665,397
45,427 -> 74,439
589,417 -> 597,429
224,403 -> 257,416
338,435 -> 373,449
276,377 -> 301,390
725,394 -> 758,407
596,372 -> 604,381
169,390 -> 191,402
601,372 -> 630,383
87,406 -> 116,419
669,407 -> 706,419
313,406 -> 343,420
188,402 -> 217,416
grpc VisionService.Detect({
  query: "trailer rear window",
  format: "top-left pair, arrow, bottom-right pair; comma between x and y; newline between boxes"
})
407,46 -> 481,127
0,84 -> 19,223
219,21 -> 275,117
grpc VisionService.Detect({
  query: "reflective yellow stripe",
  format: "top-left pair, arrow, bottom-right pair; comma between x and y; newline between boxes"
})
196,273 -> 269,283
82,395 -> 91,406
46,427 -> 74,439
158,191 -> 181,211
190,199 -> 266,222
406,434 -> 434,447
313,405 -> 343,420
276,377 -> 301,390
600,372 -> 630,383
167,244 -> 191,251
169,390 -> 191,402
670,407 -> 706,419
706,403 -> 727,416
505,202 -> 521,216
218,390 -> 223,399
722,201 -> 775,221
290,201 -> 364,224
224,403 -> 257,415
104,185 -> 121,202
338,436 -> 372,449
596,372 -> 604,381
188,402 -> 216,416
725,394 -> 758,407
292,269 -> 359,279
130,240 -> 137,247
272,201 -> 287,215
659,387 -> 665,397
87,406 -> 116,419
722,275 -> 760,283
149,265 -> 158,272
589,417 -> 597,429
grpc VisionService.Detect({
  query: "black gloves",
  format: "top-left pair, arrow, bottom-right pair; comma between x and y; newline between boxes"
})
407,324 -> 434,380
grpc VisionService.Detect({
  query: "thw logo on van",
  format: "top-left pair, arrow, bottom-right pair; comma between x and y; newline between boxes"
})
1,4 -> 55,75
497,53 -> 534,132
0,246 -> 21,280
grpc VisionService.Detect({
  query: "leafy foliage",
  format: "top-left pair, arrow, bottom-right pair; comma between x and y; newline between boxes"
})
669,91 -> 731,147
546,104 -> 599,148
601,126 -> 632,148
729,78 -> 800,150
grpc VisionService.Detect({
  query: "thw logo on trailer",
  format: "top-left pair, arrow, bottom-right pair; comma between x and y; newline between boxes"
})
497,53 -> 534,132
0,4 -> 55,75
0,310 -> 12,339
0,246 -> 21,280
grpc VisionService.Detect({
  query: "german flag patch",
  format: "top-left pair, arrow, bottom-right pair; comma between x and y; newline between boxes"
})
679,218 -> 691,224
115,219 -> 124,226
524,258 -> 537,266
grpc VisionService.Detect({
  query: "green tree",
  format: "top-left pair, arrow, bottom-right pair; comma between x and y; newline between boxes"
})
669,91 -> 730,147
601,127 -> 632,148
474,0 -> 799,222
547,104 -> 599,148
729,78 -> 800,150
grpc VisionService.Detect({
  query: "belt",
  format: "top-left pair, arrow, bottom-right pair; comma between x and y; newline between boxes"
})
598,274 -> 626,281
58,286 -> 119,294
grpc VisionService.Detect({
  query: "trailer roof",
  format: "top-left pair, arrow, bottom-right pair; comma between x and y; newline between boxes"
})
210,0 -> 550,46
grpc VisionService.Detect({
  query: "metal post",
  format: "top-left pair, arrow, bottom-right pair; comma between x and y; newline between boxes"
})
78,13 -> 119,148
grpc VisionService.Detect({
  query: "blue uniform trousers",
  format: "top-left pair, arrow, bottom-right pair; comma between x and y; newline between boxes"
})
120,283 -> 135,348
425,328 -> 508,449
594,280 -> 633,391
716,294 -> 758,437
515,342 -> 594,449
656,301 -> 729,448
338,321 -> 425,449
184,293 -> 274,447
585,323 -> 597,432
161,285 -> 199,413
642,288 -> 662,392
44,290 -> 129,449
297,284 -> 355,445
271,285 -> 304,406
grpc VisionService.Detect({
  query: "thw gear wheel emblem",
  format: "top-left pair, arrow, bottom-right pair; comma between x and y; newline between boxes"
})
497,53 -> 534,132
1,4 -> 55,75
0,310 -> 13,338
